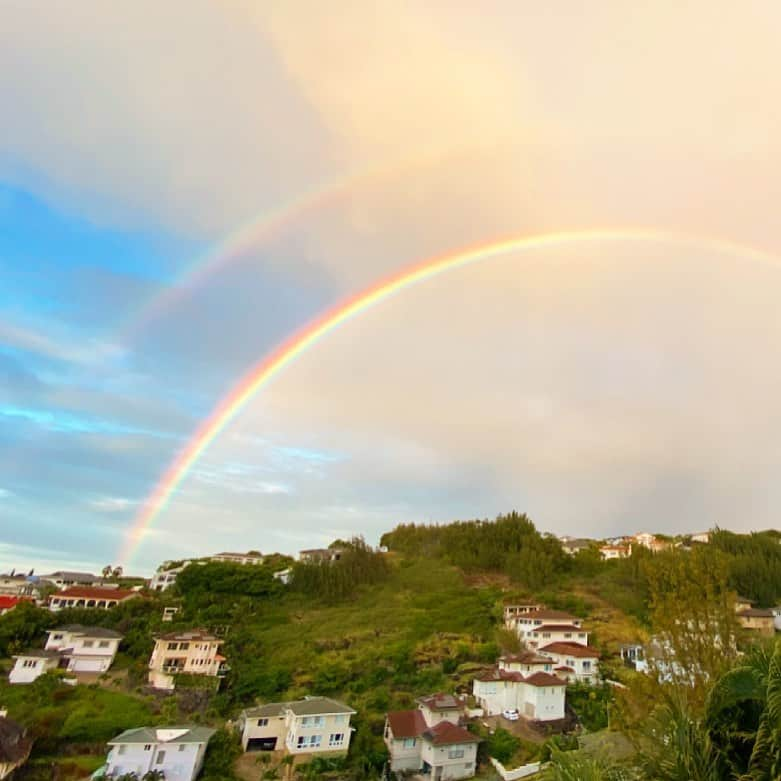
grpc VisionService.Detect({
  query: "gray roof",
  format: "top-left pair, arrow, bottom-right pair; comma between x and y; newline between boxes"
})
14,648 -> 61,659
108,726 -> 216,745
286,697 -> 355,716
52,625 -> 123,639
244,697 -> 355,719
243,702 -> 288,718
41,571 -> 98,580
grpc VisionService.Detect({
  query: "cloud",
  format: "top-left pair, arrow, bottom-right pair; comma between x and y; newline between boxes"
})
87,496 -> 137,513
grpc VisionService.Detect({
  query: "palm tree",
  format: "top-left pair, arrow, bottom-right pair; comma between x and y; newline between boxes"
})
706,640 -> 781,780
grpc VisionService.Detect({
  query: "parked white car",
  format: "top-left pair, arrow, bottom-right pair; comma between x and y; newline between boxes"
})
502,709 -> 520,721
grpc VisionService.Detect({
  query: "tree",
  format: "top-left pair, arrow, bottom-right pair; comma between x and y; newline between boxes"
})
643,546 -> 739,702
544,745 -> 630,781
112,566 -> 124,578
706,640 -> 781,779
102,565 -> 113,578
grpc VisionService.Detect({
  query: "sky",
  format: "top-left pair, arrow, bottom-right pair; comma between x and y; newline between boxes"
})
2,2 -> 781,575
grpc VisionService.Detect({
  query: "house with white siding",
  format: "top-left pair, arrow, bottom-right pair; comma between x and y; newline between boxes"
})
384,694 -> 479,780
48,587 -> 138,611
211,551 -> 264,566
101,726 -> 215,781
537,642 -> 600,684
239,697 -> 355,757
8,649 -> 61,684
472,665 -> 566,722
45,625 -> 122,673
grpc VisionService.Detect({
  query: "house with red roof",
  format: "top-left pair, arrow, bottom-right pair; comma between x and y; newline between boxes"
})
384,693 -> 479,779
0,596 -> 31,616
48,586 -> 139,612
472,658 -> 567,721
537,642 -> 600,684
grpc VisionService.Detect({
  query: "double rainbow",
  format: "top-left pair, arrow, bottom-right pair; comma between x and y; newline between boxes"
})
119,228 -> 781,565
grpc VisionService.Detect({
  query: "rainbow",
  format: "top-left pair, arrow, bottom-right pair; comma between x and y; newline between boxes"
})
118,228 -> 781,565
118,150 -> 457,341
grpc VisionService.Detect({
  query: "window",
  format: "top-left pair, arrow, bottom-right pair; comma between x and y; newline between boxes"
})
118,746 -> 126,755
564,633 -> 572,639
98,640 -> 110,648
402,737 -> 415,749
179,642 -> 190,650
297,735 -> 322,748
23,659 -> 37,668
143,745 -> 152,751
329,733 -> 345,747
52,633 -> 64,640
167,642 -> 178,650
334,714 -> 348,725
544,664 -> 552,672
82,640 -> 94,648
301,716 -> 324,727
583,661 -> 591,671
257,718 -> 269,727
448,748 -> 465,759
178,744 -> 186,752
156,750 -> 166,764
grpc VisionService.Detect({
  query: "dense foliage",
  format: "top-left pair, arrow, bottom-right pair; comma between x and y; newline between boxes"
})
382,511 -> 568,589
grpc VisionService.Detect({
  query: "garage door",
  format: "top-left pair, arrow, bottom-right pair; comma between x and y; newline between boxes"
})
247,737 -> 277,752
71,658 -> 105,672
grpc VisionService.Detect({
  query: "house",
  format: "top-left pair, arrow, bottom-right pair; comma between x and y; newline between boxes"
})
39,571 -> 102,589
45,625 -> 122,673
537,642 -> 600,684
525,624 -> 590,649
8,649 -> 61,684
384,694 -> 479,780
771,607 -> 781,632
559,537 -> 593,556
599,545 -> 630,560
0,710 -> 32,779
299,548 -> 343,563
498,651 -> 555,675
509,607 -> 587,648
735,596 -> 754,613
631,533 -> 670,553
690,531 -> 712,544
472,666 -> 566,722
102,726 -> 215,781
150,561 -> 191,591
736,608 -> 775,636
48,586 -> 138,611
502,604 -> 544,626
0,596 -> 31,616
162,606 -> 180,623
148,629 -> 227,690
619,643 -> 647,673
0,574 -> 39,599
273,568 -> 292,585
211,551 -> 264,566
239,696 -> 355,756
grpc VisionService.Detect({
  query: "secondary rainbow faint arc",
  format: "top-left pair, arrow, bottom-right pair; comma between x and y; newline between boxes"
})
119,227 -> 781,565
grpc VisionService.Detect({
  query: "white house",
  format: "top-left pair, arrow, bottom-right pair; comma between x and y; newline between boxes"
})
148,629 -> 227,690
0,575 -> 39,599
599,545 -> 630,560
384,694 -> 479,780
273,568 -> 292,585
472,667 -> 566,721
538,642 -> 600,684
510,608 -> 583,633
45,625 -> 122,673
39,571 -> 101,589
9,649 -> 61,684
239,697 -> 355,756
102,726 -> 215,781
150,561 -> 191,592
48,586 -> 138,611
211,551 -> 264,566
525,624 -> 589,649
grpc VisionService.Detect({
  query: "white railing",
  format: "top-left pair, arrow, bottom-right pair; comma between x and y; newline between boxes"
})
489,757 -> 547,780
